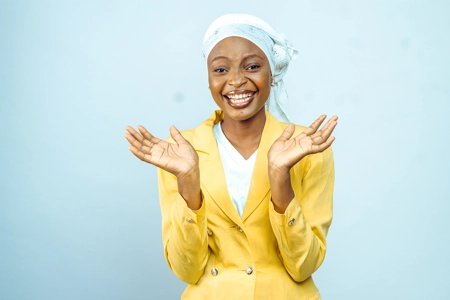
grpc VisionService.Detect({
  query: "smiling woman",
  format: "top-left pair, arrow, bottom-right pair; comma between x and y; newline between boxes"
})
125,14 -> 337,300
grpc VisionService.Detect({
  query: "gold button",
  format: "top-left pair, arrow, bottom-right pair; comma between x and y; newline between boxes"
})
207,229 -> 213,236
246,267 -> 253,275
211,268 -> 218,276
236,226 -> 243,232
187,219 -> 193,223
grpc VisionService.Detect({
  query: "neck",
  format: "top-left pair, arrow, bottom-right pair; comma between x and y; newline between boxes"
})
220,109 -> 266,159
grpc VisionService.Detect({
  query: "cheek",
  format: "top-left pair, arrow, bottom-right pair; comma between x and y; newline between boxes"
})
207,78 -> 225,105
255,75 -> 271,93
208,77 -> 224,95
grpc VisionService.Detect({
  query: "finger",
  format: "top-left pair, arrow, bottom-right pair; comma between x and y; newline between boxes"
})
277,124 -> 295,142
302,115 -> 327,136
128,145 -> 152,163
310,120 -> 338,144
311,136 -> 336,153
126,126 -> 145,143
321,119 -> 338,137
124,132 -> 140,146
316,116 -> 338,133
137,125 -> 162,145
124,133 -> 151,152
169,126 -> 188,145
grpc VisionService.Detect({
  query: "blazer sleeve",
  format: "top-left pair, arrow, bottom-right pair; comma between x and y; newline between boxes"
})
268,146 -> 334,282
157,167 -> 209,285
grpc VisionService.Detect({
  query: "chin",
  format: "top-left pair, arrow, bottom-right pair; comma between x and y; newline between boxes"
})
223,106 -> 266,122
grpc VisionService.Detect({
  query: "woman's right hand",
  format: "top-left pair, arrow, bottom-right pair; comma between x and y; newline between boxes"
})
125,125 -> 201,209
125,125 -> 199,179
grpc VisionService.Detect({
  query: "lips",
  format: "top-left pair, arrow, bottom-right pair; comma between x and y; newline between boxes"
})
223,91 -> 256,108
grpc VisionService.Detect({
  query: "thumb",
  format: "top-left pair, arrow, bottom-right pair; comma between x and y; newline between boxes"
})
169,125 -> 187,145
277,124 -> 295,142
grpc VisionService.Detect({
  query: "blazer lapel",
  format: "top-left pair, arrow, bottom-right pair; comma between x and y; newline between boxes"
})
193,111 -> 243,227
242,112 -> 285,222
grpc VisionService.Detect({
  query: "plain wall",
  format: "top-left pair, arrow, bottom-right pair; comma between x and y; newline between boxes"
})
1,0 -> 449,299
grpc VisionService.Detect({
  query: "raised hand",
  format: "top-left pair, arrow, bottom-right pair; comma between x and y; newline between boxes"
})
268,115 -> 338,173
125,125 -> 201,209
125,125 -> 199,179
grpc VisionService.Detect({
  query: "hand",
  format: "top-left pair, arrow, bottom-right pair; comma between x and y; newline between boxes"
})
268,115 -> 338,173
125,125 -> 199,179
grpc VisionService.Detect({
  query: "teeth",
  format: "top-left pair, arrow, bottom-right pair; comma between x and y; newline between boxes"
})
228,94 -> 253,104
227,93 -> 253,100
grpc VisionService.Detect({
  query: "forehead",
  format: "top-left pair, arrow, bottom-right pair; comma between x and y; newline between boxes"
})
207,36 -> 268,63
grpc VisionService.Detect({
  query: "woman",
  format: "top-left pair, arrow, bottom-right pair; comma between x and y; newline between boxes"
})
125,14 -> 337,300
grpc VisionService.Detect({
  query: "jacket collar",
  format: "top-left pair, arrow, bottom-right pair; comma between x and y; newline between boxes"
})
192,110 -> 286,225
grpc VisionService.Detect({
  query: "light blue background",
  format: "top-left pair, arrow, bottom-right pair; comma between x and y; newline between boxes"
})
1,1 -> 449,299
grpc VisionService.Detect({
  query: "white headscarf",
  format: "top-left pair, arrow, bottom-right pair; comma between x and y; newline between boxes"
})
202,14 -> 298,122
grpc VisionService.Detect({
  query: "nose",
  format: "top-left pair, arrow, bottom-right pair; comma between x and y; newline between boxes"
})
227,69 -> 247,87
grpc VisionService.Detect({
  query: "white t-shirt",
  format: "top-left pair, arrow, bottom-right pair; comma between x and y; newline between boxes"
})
213,122 -> 258,218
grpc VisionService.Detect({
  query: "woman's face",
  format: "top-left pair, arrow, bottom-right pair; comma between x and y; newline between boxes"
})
207,36 -> 272,122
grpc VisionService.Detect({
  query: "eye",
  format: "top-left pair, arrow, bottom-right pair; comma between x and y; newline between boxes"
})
214,68 -> 227,73
247,64 -> 260,71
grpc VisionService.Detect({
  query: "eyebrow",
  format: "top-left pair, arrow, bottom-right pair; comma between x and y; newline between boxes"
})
210,54 -> 265,63
211,56 -> 228,63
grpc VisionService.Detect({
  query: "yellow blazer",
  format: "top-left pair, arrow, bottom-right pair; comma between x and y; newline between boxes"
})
157,110 -> 334,300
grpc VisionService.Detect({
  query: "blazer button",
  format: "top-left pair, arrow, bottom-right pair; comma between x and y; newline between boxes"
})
288,218 -> 296,226
236,226 -> 243,232
211,268 -> 218,276
187,219 -> 193,223
246,267 -> 253,275
207,229 -> 213,236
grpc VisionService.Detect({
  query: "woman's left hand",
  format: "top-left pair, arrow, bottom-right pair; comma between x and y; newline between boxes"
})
268,115 -> 338,173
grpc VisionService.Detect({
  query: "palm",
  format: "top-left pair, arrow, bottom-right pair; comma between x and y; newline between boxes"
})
268,115 -> 338,172
125,125 -> 198,177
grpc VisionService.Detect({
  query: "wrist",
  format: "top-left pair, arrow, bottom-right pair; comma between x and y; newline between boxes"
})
272,199 -> 290,214
177,165 -> 199,182
268,165 -> 294,214
177,167 -> 201,210
268,163 -> 290,179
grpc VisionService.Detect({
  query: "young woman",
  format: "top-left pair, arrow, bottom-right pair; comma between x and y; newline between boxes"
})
125,14 -> 337,300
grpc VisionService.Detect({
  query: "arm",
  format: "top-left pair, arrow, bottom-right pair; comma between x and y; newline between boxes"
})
125,125 -> 208,284
158,167 -> 209,284
267,115 -> 337,282
269,148 -> 334,282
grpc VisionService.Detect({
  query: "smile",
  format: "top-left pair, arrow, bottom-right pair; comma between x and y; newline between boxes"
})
224,91 -> 256,108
